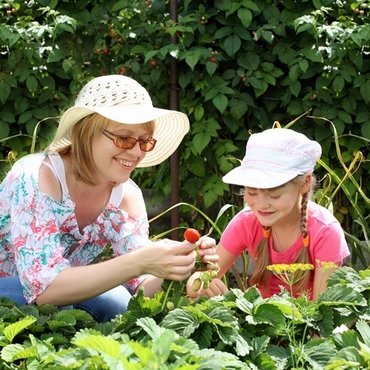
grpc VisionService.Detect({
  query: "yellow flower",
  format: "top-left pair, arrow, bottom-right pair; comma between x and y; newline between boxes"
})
266,263 -> 314,274
266,263 -> 314,291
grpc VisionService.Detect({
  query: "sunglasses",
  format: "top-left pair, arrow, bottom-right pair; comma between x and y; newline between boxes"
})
101,129 -> 157,152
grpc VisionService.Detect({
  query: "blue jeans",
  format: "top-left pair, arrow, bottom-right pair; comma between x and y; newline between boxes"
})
0,276 -> 132,323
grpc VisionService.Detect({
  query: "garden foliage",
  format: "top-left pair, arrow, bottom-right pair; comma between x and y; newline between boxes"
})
0,0 -> 369,228
0,266 -> 369,368
0,1 -> 370,367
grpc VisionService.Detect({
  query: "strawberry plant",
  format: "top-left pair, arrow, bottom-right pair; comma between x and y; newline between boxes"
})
0,266 -> 369,368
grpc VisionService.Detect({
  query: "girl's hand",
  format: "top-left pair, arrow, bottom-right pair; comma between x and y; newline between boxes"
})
201,277 -> 229,297
196,236 -> 219,264
186,275 -> 228,298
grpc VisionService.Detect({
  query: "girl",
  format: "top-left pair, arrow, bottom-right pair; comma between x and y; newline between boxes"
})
0,75 -> 217,322
187,128 -> 349,300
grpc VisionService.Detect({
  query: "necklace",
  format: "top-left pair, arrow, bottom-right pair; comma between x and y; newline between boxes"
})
271,226 -> 300,252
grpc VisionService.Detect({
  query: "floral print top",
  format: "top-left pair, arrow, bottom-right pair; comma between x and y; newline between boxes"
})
0,153 -> 150,303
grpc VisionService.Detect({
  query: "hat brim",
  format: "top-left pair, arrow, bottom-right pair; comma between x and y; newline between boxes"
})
222,166 -> 298,189
49,105 -> 190,167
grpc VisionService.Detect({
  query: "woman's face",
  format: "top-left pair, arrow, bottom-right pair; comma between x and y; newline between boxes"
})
244,178 -> 309,227
92,122 -> 152,184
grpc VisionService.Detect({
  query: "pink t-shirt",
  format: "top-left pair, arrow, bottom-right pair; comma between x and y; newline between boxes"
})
220,201 -> 350,298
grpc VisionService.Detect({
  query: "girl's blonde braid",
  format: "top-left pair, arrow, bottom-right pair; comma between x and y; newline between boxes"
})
293,191 -> 312,293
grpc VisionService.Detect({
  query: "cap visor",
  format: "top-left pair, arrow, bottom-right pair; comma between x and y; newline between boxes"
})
222,167 -> 298,189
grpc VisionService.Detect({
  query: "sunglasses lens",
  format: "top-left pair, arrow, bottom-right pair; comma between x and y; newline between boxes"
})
140,140 -> 156,152
106,131 -> 156,152
116,137 -> 137,149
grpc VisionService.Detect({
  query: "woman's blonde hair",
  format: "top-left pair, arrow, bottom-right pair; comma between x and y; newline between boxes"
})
249,174 -> 316,295
55,113 -> 154,185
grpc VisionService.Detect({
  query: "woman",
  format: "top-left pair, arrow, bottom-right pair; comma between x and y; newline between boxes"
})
0,75 -> 217,322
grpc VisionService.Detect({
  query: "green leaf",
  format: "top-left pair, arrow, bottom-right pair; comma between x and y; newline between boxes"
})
0,122 -> 10,139
194,105 -> 205,121
299,58 -> 309,72
161,308 -> 199,337
318,286 -> 367,307
333,75 -> 345,93
223,34 -> 241,57
3,316 -> 37,343
1,343 -> 38,362
26,75 -> 38,94
188,155 -> 206,177
0,25 -> 20,47
302,47 -> 323,63
19,111 -> 33,124
136,317 -> 165,340
214,26 -> 233,39
72,329 -> 121,358
185,48 -> 209,70
253,303 -> 285,328
361,121 -> 370,139
47,45 -> 66,62
356,320 -> 370,346
360,79 -> 370,104
337,110 -> 352,124
212,94 -> 228,113
205,60 -> 217,76
230,98 -> 248,120
237,8 -> 252,27
111,0 -> 128,12
192,133 -> 211,155
333,329 -> 361,348
0,81 -> 10,104
238,52 -> 260,70
261,30 -> 274,44
144,50 -> 158,64
241,0 -> 259,11
304,340 -> 337,368
235,333 -> 252,357
289,80 -> 301,97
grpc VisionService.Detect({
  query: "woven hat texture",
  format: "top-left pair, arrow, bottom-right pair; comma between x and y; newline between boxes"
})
49,75 -> 190,167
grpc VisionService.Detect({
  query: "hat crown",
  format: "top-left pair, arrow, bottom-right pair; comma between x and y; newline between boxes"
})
244,128 -> 322,174
222,128 -> 322,189
75,75 -> 153,108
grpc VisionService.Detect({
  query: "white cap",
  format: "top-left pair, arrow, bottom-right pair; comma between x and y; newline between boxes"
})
222,128 -> 322,188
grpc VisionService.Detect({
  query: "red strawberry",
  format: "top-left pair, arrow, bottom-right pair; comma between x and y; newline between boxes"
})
184,228 -> 201,243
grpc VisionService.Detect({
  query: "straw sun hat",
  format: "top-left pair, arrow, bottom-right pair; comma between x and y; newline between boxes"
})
49,75 -> 190,167
222,128 -> 322,189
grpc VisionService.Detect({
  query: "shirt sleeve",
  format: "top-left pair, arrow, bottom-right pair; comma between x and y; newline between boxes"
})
220,208 -> 263,258
310,221 -> 350,266
108,206 -> 150,295
10,171 -> 71,303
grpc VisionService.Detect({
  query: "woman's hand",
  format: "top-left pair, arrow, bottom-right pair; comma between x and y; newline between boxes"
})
136,239 -> 197,281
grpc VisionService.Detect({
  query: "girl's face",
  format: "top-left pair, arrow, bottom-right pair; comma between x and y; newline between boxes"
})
92,122 -> 152,184
244,179 -> 309,227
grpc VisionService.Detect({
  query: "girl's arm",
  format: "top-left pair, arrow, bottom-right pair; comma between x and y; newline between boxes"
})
312,263 -> 339,300
186,243 -> 236,298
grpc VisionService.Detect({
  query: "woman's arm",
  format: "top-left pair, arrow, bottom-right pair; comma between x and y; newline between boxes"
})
36,240 -> 197,306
